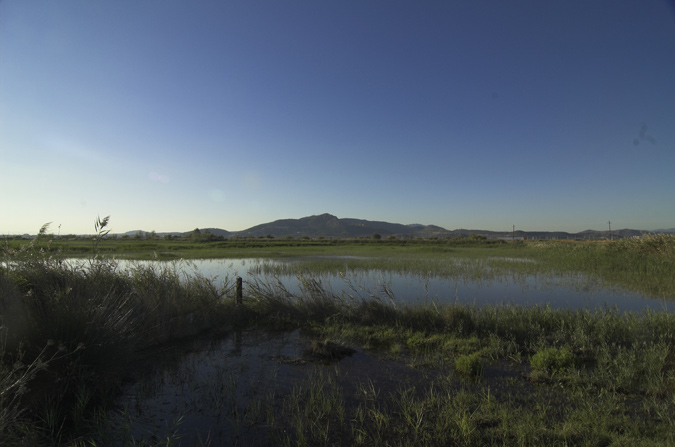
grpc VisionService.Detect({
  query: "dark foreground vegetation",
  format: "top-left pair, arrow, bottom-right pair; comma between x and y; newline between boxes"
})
1,227 -> 674,445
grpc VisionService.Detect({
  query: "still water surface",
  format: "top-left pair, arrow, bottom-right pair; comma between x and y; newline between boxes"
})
104,257 -> 668,443
114,257 -> 667,313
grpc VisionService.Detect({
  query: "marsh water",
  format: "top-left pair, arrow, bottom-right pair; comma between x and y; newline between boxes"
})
103,256 -> 669,444
107,329 -> 450,445
115,257 -> 668,313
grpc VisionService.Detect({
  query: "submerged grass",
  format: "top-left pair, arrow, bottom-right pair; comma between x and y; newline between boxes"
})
4,232 -> 675,298
234,276 -> 675,445
1,230 -> 674,445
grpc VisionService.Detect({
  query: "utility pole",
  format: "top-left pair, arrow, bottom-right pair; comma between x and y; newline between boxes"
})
513,224 -> 515,242
608,221 -> 612,241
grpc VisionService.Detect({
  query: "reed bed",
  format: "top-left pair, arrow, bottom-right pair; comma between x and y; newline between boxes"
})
526,234 -> 675,298
0,239 -> 236,445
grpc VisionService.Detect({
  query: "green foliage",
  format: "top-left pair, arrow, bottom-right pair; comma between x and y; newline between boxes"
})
528,235 -> 675,298
444,336 -> 482,354
455,352 -> 484,377
530,345 -> 576,373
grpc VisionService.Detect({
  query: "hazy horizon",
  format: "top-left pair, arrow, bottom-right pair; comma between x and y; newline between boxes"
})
2,1 -> 674,235
3,212 -> 673,237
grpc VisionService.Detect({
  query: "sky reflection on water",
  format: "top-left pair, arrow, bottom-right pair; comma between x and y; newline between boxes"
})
106,256 -> 669,443
113,258 -> 668,313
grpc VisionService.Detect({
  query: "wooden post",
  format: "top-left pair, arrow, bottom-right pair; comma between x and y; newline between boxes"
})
236,276 -> 243,305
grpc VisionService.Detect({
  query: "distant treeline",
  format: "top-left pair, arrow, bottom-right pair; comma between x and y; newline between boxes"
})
2,231 -> 503,243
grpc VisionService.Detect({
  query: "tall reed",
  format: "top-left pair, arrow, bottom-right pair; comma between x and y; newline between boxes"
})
0,224 -> 237,445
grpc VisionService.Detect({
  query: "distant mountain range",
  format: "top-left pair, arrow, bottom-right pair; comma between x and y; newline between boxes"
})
120,213 -> 674,240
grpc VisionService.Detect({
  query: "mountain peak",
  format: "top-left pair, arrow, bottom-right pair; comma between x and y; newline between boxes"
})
309,213 -> 338,220
161,214 -> 660,240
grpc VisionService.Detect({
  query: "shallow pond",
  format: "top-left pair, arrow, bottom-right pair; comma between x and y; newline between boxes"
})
105,329 -> 531,445
112,257 -> 669,313
100,257 -> 670,444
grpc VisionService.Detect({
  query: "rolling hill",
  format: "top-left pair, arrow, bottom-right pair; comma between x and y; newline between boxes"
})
185,214 -> 655,240
111,214 -> 663,240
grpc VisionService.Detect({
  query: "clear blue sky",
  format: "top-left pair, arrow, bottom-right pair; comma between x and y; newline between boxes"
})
1,0 -> 674,235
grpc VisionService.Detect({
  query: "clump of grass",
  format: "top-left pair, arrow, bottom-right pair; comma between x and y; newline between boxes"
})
405,332 -> 446,351
444,336 -> 482,355
455,352 -> 484,377
530,345 -> 576,381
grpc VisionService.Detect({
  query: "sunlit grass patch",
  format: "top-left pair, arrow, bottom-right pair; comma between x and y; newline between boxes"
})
455,352 -> 484,377
529,345 -> 577,381
527,234 -> 675,298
